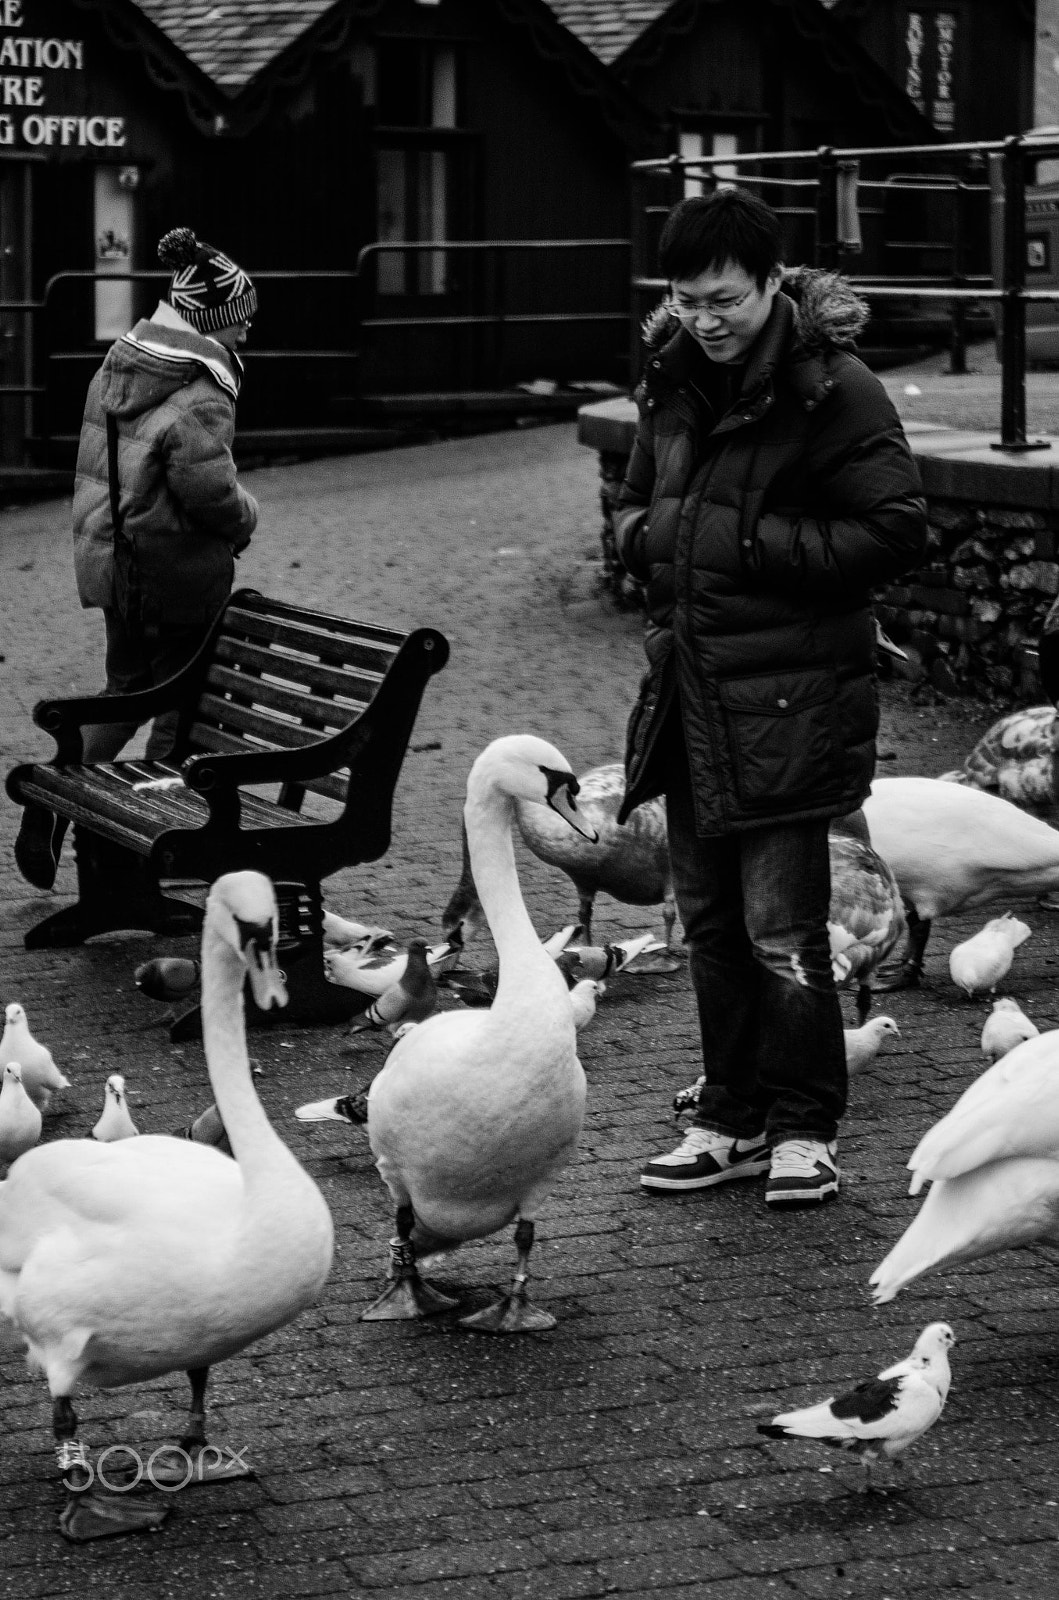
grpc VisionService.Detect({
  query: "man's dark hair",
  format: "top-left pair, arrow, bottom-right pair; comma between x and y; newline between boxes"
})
658,189 -> 783,289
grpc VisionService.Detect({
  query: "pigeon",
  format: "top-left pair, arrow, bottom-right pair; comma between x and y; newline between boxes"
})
322,911 -> 395,952
948,913 -> 1032,997
295,1091 -> 369,1126
569,978 -> 604,1031
980,996 -> 1039,1063
324,937 -> 460,996
134,957 -> 201,1001
437,925 -> 586,1008
0,1002 -> 70,1113
0,1062 -> 42,1170
172,1101 -> 233,1156
672,1075 -> 706,1119
554,930 -> 673,982
844,1015 -> 901,1072
346,939 -> 439,1035
757,1323 -> 955,1489
91,1074 -> 140,1141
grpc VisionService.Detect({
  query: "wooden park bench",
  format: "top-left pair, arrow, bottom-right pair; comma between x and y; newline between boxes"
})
6,588 -> 449,1039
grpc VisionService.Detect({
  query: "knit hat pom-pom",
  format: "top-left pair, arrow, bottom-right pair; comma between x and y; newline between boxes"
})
157,227 -> 201,268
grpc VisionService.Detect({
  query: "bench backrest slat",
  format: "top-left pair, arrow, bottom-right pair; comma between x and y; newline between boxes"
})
204,662 -> 372,735
183,595 -> 407,803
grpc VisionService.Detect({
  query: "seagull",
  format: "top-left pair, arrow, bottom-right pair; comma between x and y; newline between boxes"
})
0,1063 -> 42,1170
346,940 -> 439,1036
980,997 -> 1039,1063
844,1015 -> 901,1073
0,1002 -> 70,1113
948,914 -> 1032,997
91,1074 -> 140,1142
757,1323 -> 955,1489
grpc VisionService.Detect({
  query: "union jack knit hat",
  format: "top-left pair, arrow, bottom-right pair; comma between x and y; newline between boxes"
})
157,226 -> 257,333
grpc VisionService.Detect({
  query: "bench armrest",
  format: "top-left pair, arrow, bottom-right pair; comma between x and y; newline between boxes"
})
33,682 -> 187,764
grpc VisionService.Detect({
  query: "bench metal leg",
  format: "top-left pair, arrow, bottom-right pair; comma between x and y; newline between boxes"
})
167,881 -> 367,1041
23,828 -> 203,949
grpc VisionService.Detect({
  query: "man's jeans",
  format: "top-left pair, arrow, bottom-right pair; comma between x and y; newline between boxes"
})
666,754 -> 847,1144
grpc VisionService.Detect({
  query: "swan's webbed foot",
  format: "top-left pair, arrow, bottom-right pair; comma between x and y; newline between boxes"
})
54,1403 -> 168,1542
459,1285 -> 556,1333
361,1209 -> 458,1320
459,1219 -> 555,1334
60,1489 -> 170,1541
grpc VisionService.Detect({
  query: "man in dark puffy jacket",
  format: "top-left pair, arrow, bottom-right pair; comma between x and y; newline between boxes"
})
620,190 -> 926,1207
14,227 -> 258,890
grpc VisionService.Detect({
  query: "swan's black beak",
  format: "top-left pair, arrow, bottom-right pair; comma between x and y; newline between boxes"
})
542,767 -> 599,843
237,916 -> 288,1011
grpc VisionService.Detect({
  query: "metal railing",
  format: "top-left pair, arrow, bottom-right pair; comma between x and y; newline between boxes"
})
632,133 -> 1059,452
1,239 -> 630,462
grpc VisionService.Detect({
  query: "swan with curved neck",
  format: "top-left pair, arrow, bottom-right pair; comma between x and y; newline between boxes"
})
0,870 -> 334,1540
364,735 -> 593,1332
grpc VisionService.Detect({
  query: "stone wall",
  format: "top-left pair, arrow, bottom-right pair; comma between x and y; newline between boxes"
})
578,398 -> 1059,703
875,501 -> 1059,698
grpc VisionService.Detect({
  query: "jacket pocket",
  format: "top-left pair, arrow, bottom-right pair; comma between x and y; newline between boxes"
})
718,666 -> 842,810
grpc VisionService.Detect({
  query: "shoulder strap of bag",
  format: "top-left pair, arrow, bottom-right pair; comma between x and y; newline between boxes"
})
105,412 -> 125,542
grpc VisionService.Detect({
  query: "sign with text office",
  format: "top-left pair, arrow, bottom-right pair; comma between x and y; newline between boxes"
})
0,0 -> 126,151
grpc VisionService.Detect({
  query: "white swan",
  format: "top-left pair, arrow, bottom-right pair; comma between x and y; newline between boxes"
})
904,1026 -> 1059,1192
870,1155 -> 1059,1303
363,735 -> 592,1332
863,777 -> 1059,985
0,870 -> 334,1541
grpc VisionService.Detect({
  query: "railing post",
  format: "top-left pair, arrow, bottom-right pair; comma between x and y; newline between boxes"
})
949,152 -> 979,376
992,133 -> 1047,451
815,146 -> 839,269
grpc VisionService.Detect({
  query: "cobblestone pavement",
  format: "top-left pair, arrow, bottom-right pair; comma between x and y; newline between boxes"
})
1,422 -> 1058,1600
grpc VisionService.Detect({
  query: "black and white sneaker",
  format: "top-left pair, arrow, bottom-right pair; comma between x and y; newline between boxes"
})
640,1127 -> 771,1191
765,1139 -> 839,1206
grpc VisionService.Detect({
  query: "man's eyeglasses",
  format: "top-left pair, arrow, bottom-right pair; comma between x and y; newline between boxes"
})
663,286 -> 755,322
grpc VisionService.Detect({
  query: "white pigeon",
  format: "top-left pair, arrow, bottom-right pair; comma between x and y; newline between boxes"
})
569,978 -> 604,1031
905,1027 -> 1059,1195
0,1002 -> 70,1113
980,997 -> 1039,1063
0,1062 -> 42,1170
844,1015 -> 901,1072
758,1323 -> 955,1488
948,913 -> 1032,997
91,1074 -> 140,1141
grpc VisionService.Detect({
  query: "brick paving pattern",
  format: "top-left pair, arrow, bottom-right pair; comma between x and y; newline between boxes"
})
1,422 -> 1058,1599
